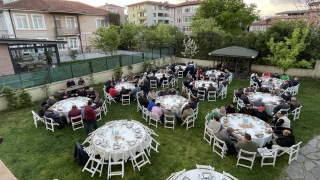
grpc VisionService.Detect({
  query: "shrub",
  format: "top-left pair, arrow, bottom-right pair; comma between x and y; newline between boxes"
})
1,86 -> 18,110
18,87 -> 32,107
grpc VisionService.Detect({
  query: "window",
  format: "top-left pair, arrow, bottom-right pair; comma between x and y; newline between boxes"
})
66,16 -> 76,29
177,9 -> 182,14
0,14 -> 7,30
182,26 -> 189,32
152,6 -> 156,10
139,20 -> 145,24
158,5 -> 163,10
133,14 -> 135,18
14,14 -> 29,30
96,19 -> 109,28
177,18 -> 181,23
139,13 -> 145,17
57,38 -> 66,50
31,15 -> 46,30
69,37 -> 78,49
183,16 -> 191,23
183,7 -> 191,13
153,13 -> 156,17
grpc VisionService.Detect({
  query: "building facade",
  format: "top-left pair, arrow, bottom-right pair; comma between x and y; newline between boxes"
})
98,3 -> 126,24
249,19 -> 275,32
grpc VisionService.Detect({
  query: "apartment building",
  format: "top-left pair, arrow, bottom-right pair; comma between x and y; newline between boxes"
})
126,1 -> 175,26
249,19 -> 275,32
172,0 -> 201,35
0,0 -> 109,55
274,10 -> 309,21
98,3 -> 126,24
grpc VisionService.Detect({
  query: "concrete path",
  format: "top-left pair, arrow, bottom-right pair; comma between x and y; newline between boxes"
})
284,135 -> 320,180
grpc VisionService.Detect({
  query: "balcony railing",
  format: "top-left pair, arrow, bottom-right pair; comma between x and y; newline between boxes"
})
137,16 -> 147,20
137,9 -> 146,13
54,27 -> 79,36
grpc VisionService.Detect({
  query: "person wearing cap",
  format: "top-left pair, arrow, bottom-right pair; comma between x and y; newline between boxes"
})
38,102 -> 47,117
239,104 -> 254,115
68,105 -> 82,123
240,92 -> 250,105
147,99 -> 156,111
216,127 -> 239,155
262,71 -> 270,78
253,97 -> 265,107
225,103 -> 236,114
234,133 -> 258,156
272,129 -> 295,151
44,106 -> 66,129
271,87 -> 281,96
78,77 -> 85,85
273,100 -> 290,115
253,106 -> 269,122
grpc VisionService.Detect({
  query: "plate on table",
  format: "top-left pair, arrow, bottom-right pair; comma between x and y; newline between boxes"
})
129,141 -> 136,146
113,145 -> 121,150
135,129 -> 140,133
182,177 -> 191,180
94,139 -> 101,145
101,142 -> 108,147
202,172 -> 213,179
136,133 -> 142,138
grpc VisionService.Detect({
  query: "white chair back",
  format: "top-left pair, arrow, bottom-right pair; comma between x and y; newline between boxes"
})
278,141 -> 302,164
203,124 -> 214,145
178,71 -> 183,78
258,147 -> 278,167
122,94 -> 130,106
181,113 -> 196,130
144,136 -> 160,156
129,144 -> 150,171
95,107 -> 102,121
213,135 -> 228,159
223,171 -> 238,180
197,90 -> 206,101
196,164 -> 214,171
292,106 -> 302,121
150,80 -> 157,88
149,113 -> 161,128
101,101 -> 108,116
70,115 -> 84,131
164,114 -> 175,130
31,110 -> 45,128
82,150 -> 107,177
207,91 -> 216,101
161,80 -> 169,88
236,149 -> 257,170
107,150 -> 125,179
43,117 -> 59,132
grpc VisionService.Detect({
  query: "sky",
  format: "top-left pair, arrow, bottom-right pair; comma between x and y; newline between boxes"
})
73,0 -> 298,16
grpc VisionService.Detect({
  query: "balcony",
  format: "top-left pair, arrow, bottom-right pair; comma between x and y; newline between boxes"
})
137,16 -> 147,20
54,27 -> 79,36
137,9 -> 146,13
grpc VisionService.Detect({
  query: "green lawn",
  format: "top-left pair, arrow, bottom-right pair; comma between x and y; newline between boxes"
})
0,77 -> 319,180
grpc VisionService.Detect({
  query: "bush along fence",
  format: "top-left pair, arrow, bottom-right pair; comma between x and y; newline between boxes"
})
0,48 -> 174,91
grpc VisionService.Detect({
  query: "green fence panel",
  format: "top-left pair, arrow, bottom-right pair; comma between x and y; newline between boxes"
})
49,66 -> 73,82
71,62 -> 90,77
132,53 -> 143,64
0,74 -> 22,90
161,48 -> 169,57
169,47 -> 175,56
144,51 -> 152,60
92,58 -> 107,73
153,49 -> 160,59
107,57 -> 119,70
121,55 -> 132,66
21,70 -> 48,88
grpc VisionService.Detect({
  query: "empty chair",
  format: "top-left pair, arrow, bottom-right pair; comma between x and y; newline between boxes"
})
149,113 -> 161,128
150,80 -> 157,89
142,107 -> 150,122
137,100 -> 143,113
258,148 -> 278,167
197,90 -> 206,101
105,93 -> 116,104
31,110 -> 45,128
164,114 -> 175,130
95,108 -> 102,121
107,150 -> 125,179
166,169 -> 186,180
122,94 -> 130,106
291,106 -> 302,121
213,135 -> 228,159
129,144 -> 151,171
196,164 -> 214,171
144,136 -> 160,156
217,85 -> 228,100
178,71 -> 183,78
169,78 -> 176,87
100,101 -> 108,116
223,171 -> 238,180
236,149 -> 257,170
43,117 -> 60,132
82,151 -> 107,177
227,73 -> 233,83
71,115 -> 84,131
277,141 -> 302,164
207,91 -> 216,101
161,80 -> 169,88
181,113 -> 196,130
203,124 -> 214,145
237,98 -> 245,110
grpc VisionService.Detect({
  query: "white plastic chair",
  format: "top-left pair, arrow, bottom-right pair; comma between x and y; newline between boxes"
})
107,150 -> 125,179
164,114 -> 175,130
144,136 -> 160,156
178,71 -> 183,78
223,171 -> 238,180
95,107 -> 102,121
82,135 -> 94,146
293,84 -> 300,95
101,101 -> 108,116
129,144 -> 151,171
44,117 -> 60,132
137,100 -> 143,113
233,90 -> 237,103
213,135 -> 228,159
150,80 -> 157,89
149,113 -> 161,128
70,115 -> 84,131
166,169 -> 186,180
142,107 -> 150,122
196,164 -> 214,171
169,78 -> 176,87
105,93 -> 116,104
209,76 -> 215,82
31,110 -> 45,128
258,148 -> 278,167
227,72 -> 233,83
181,113 -> 196,130
161,80 -> 169,88
207,91 -> 216,101
135,91 -> 142,101
273,108 -> 290,118
197,90 -> 206,101
83,144 -> 95,156
236,149 -> 257,170
204,124 -> 214,145
278,141 -> 302,164
237,98 -> 245,110
82,151 -> 107,177
291,106 -> 302,121
217,85 -> 228,100
122,94 -> 130,106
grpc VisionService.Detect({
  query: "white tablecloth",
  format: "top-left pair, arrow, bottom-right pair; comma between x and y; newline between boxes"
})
220,114 -> 273,147
175,65 -> 187,71
248,92 -> 282,115
152,73 -> 169,81
260,77 -> 283,89
206,70 -> 223,76
114,82 -> 135,92
92,120 -> 149,162
191,80 -> 218,90
157,95 -> 188,115
176,169 -> 230,180
52,97 -> 89,123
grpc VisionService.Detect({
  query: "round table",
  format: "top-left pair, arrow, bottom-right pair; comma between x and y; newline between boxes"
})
92,120 -> 149,162
220,113 -> 273,147
176,169 -> 230,180
248,92 -> 282,115
191,80 -> 218,90
260,77 -> 283,89
52,96 -> 89,123
157,95 -> 188,115
206,70 -> 224,76
174,65 -> 187,71
114,82 -> 135,92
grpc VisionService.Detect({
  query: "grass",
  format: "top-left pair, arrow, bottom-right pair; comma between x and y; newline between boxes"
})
0,77 -> 319,180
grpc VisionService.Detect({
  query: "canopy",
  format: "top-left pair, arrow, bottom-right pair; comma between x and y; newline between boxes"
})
208,46 -> 258,59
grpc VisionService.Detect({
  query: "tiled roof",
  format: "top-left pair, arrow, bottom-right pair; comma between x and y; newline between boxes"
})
170,0 -> 201,8
0,0 -> 108,15
125,1 -> 174,7
99,3 -> 124,8
250,19 -> 275,26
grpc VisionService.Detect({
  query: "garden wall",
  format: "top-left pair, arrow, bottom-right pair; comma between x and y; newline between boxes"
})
0,57 -> 173,111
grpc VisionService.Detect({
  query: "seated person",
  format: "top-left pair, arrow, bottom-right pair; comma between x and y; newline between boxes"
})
207,83 -> 216,92
217,73 -> 225,83
240,92 -> 250,105
181,87 -> 188,99
163,107 -> 176,122
167,88 -> 177,95
108,85 -> 118,98
266,78 -> 274,88
44,106 -> 66,129
111,75 -> 117,83
282,92 -> 292,102
118,75 -> 126,83
208,115 -> 223,135
216,127 -> 239,155
234,133 -> 258,155
188,98 -> 198,110
93,93 -> 103,109
262,71 -> 270,78
245,85 -> 255,93
151,67 -> 158,74
148,89 -> 158,100
78,77 -> 85,85
75,88 -> 87,97
289,97 -> 301,111
197,68 -> 203,76
281,73 -> 290,80
292,77 -> 299,86
271,87 -> 281,96
234,87 -> 244,99
272,113 -> 291,132
252,74 -> 262,87
132,84 -> 141,100
87,87 -> 96,101
67,78 -> 76,87
179,104 -> 194,121
138,93 -> 149,108
68,105 -> 82,122
147,99 -> 156,111
273,100 -> 290,115
224,69 -> 231,79
159,88 -> 167,96
225,103 -> 236,114
38,102 -> 47,117
115,86 -> 131,102
183,79 -> 190,89
212,106 -> 226,118
197,83 -> 207,93
160,74 -> 167,85
259,85 -> 270,93
280,80 -> 289,91
127,74 -> 137,83
151,103 -> 163,121
168,74 -> 174,83
60,89 -> 71,100
253,97 -> 265,107
203,74 -> 210,81
239,104 -> 254,115
216,81 -> 225,94
272,130 -> 295,151
149,73 -> 158,83
46,96 -> 57,107
253,106 -> 269,122
177,66 -> 184,72
272,73 -> 280,79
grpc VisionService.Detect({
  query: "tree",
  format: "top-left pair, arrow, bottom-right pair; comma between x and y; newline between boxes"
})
108,12 -> 120,26
192,30 -> 223,59
134,25 -> 148,52
194,0 -> 260,35
267,28 -> 313,73
90,25 -> 120,55
181,38 -> 199,59
190,17 -> 222,36
120,21 -> 138,50
146,23 -> 174,50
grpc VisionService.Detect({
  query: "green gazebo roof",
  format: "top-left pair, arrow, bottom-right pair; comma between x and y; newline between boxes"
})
208,46 -> 259,58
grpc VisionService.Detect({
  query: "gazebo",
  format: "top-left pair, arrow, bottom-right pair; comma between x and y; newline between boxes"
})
208,46 -> 259,79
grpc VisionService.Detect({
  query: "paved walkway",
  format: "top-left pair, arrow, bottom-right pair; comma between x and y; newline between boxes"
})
284,135 -> 320,180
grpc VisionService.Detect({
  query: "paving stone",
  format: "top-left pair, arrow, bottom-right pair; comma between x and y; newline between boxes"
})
316,135 -> 320,141
311,167 -> 320,179
305,172 -> 317,180
310,152 -> 320,158
296,154 -> 305,163
286,161 -> 304,179
318,144 -> 320,149
304,161 -> 315,171
300,145 -> 318,155
306,155 -> 319,160
308,139 -> 318,148
313,161 -> 320,166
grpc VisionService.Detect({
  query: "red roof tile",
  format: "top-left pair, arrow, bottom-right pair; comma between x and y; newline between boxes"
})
0,0 -> 108,15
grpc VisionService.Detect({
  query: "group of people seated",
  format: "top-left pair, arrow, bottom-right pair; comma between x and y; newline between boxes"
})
251,71 -> 300,90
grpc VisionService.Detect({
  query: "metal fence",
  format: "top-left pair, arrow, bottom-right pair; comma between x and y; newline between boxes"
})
0,48 -> 174,90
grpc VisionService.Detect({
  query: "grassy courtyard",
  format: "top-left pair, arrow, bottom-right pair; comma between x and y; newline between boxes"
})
0,77 -> 319,180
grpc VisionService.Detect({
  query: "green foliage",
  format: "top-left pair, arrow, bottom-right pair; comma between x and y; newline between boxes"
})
146,23 -> 174,50
1,86 -> 18,110
134,25 -> 149,52
18,87 -> 32,107
120,21 -> 138,49
267,28 -> 311,73
108,12 -> 120,26
190,17 -> 222,36
69,50 -> 78,61
142,59 -> 153,70
195,0 -> 260,35
113,64 -> 123,79
90,25 -> 120,55
181,38 -> 199,59
192,30 -> 223,59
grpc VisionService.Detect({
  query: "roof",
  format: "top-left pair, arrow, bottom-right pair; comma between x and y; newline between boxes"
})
250,19 -> 276,26
125,1 -> 174,7
0,0 -> 108,15
208,46 -> 259,58
170,0 -> 201,8
99,3 -> 124,8
275,10 -> 309,15
0,38 -> 67,45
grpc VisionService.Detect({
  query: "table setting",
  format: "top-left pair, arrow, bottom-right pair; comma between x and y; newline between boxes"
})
175,169 -> 230,180
174,65 -> 187,71
248,92 -> 282,115
156,95 -> 188,115
220,113 -> 273,147
206,70 -> 224,77
114,82 -> 135,92
191,80 -> 218,90
260,77 -> 283,89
